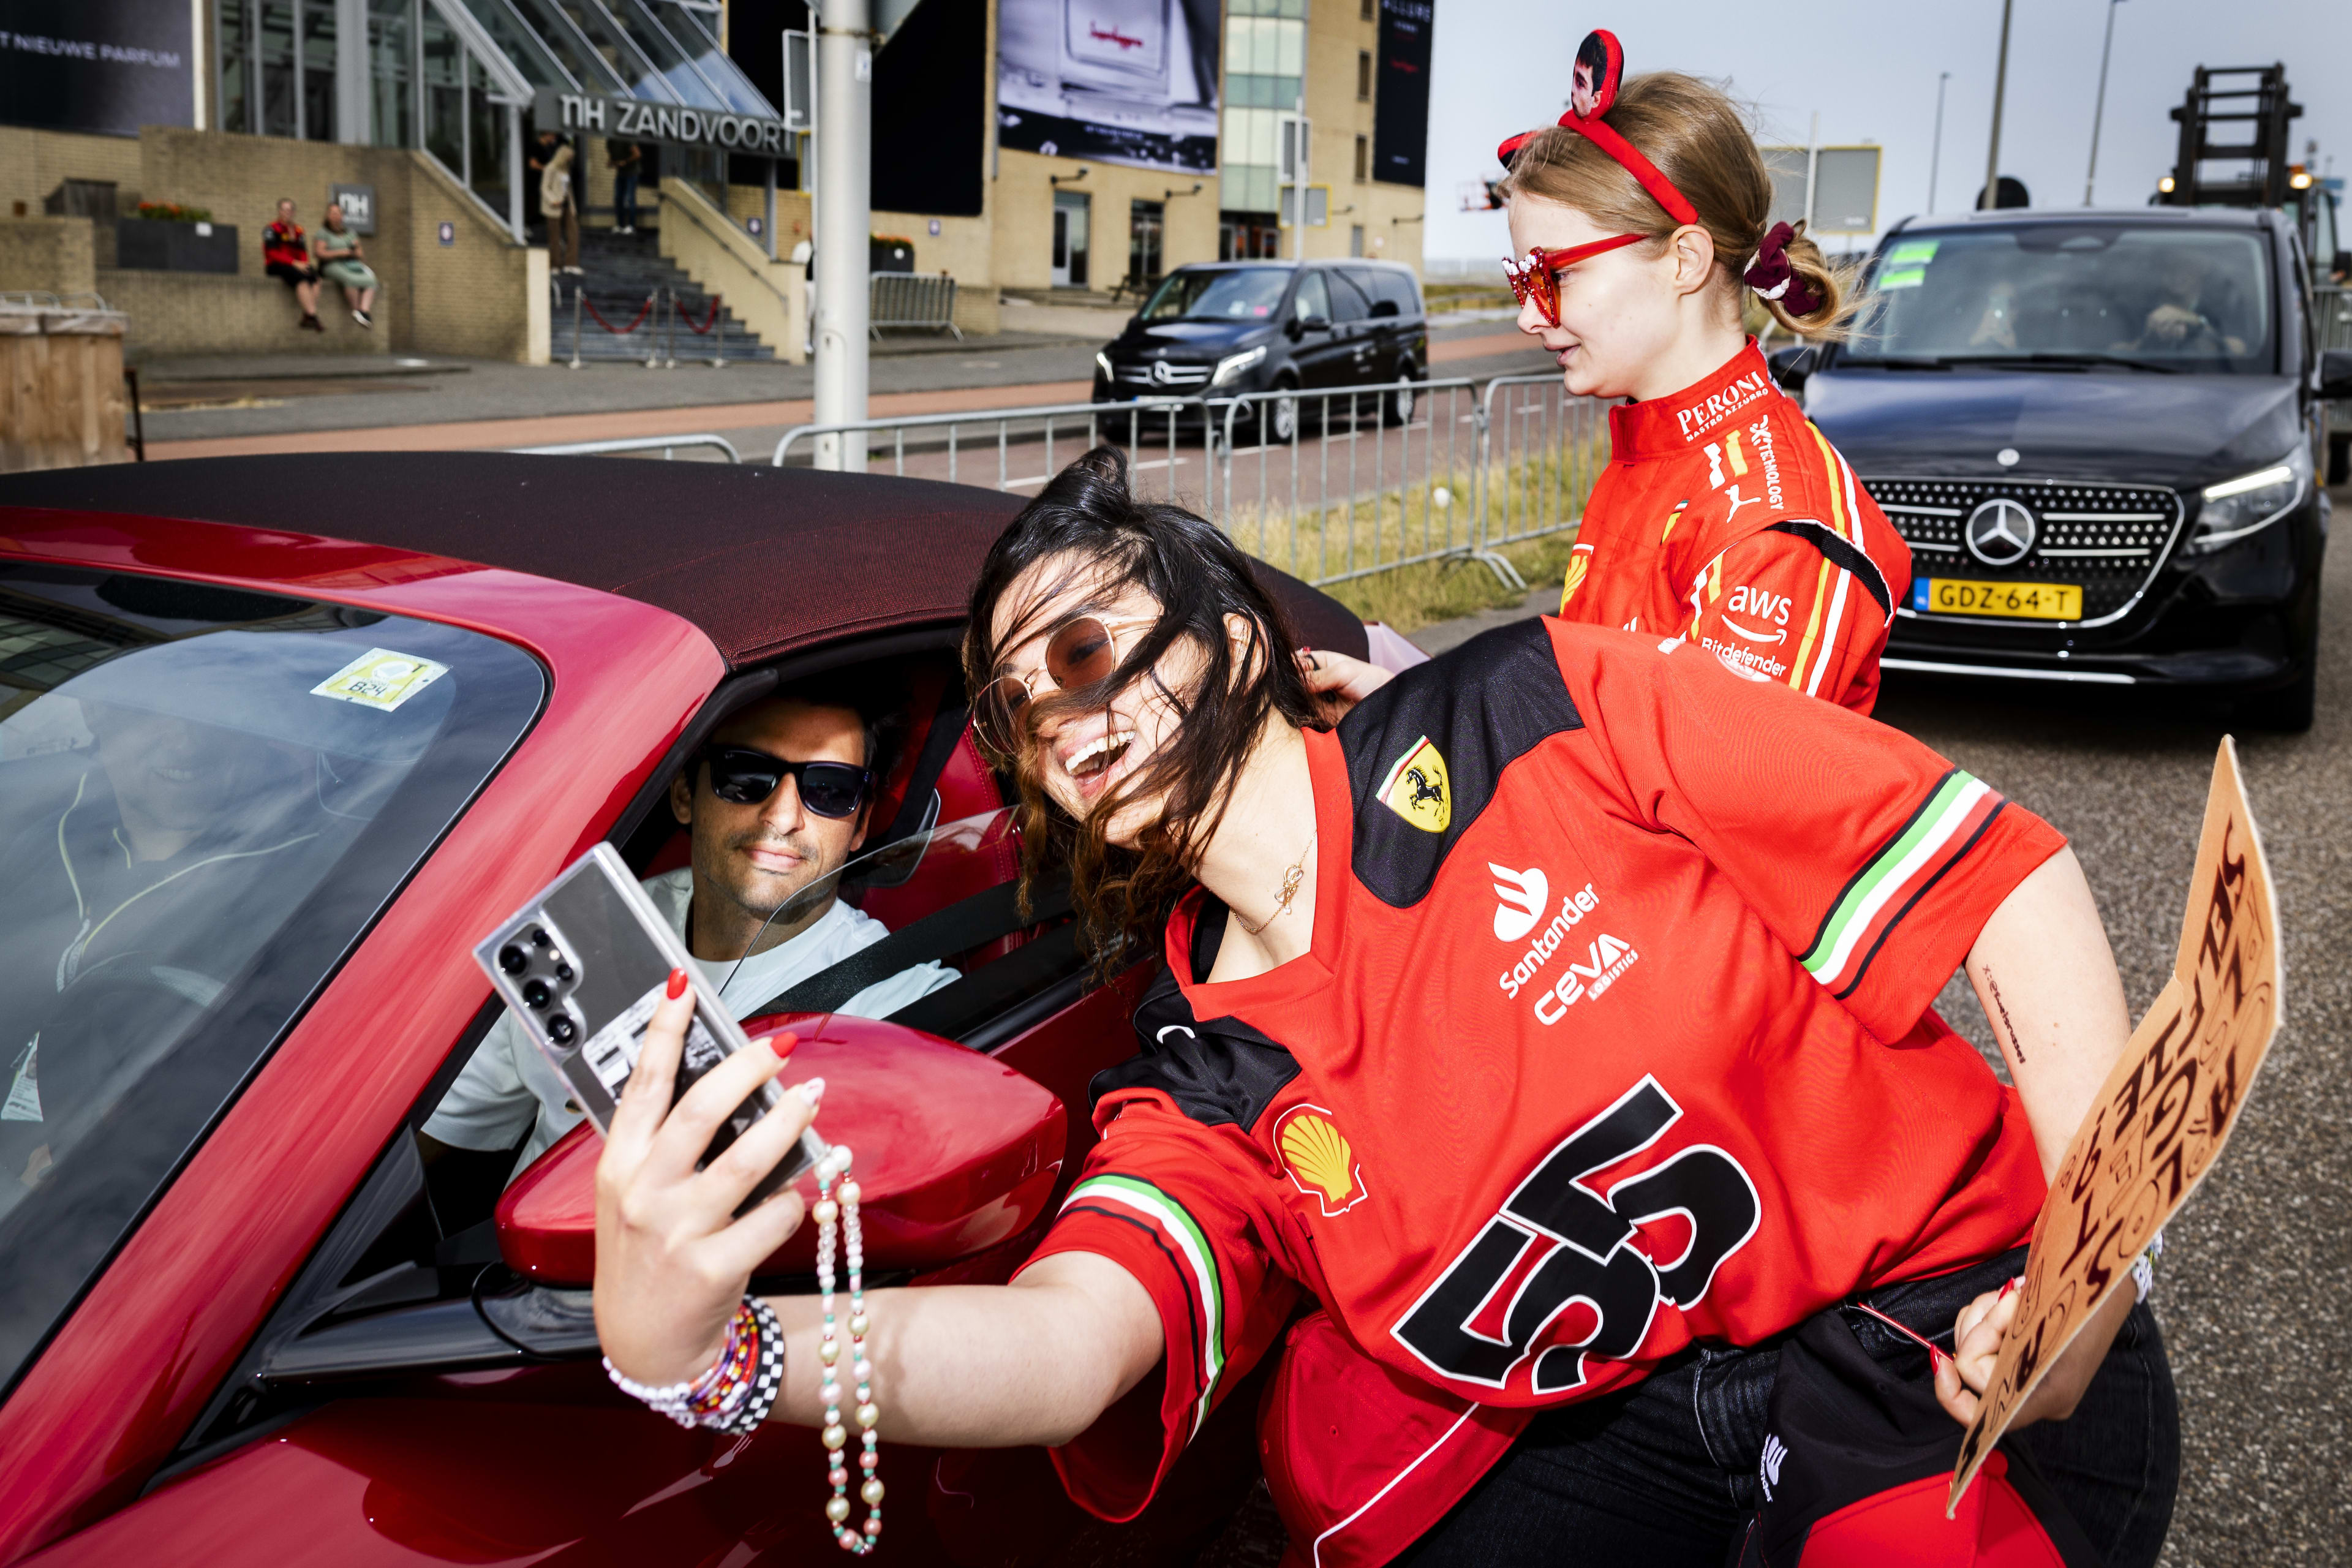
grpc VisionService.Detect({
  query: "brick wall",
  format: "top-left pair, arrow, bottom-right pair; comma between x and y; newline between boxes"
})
0,219 -> 98,296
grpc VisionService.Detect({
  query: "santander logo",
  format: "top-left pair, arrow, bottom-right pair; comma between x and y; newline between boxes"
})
1490,862 -> 1550,942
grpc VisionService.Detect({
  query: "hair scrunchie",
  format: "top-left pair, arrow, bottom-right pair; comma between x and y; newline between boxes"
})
1744,222 -> 1823,317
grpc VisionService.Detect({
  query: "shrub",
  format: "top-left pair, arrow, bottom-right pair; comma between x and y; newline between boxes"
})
135,201 -> 214,223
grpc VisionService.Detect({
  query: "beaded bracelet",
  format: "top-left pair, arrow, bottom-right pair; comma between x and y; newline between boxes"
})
605,1294 -> 784,1433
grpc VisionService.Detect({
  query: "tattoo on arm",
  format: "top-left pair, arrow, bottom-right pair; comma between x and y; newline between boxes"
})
1985,971 -> 2024,1063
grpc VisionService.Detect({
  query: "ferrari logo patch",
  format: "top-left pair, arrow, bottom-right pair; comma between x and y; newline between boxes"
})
1377,736 -> 1451,834
1560,545 -> 1593,611
1275,1104 -> 1368,1216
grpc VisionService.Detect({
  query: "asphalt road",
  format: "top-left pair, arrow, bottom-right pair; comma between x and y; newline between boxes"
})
1379,484 -> 2350,1567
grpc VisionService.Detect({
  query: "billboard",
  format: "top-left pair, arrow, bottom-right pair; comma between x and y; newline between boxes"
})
1,0 -> 192,137
1370,0 -> 1431,187
997,0 -> 1219,175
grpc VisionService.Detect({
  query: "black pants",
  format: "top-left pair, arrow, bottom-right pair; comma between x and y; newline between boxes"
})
1393,1250 -> 2178,1568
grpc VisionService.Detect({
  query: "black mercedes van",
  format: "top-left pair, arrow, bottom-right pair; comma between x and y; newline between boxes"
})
1780,206 -> 2351,728
1092,260 -> 1429,439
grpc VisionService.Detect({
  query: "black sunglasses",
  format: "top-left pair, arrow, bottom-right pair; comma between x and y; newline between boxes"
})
695,745 -> 872,819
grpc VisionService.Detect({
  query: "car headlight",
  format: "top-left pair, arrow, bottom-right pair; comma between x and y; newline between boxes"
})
1095,350 -> 1114,380
2187,443 -> 2311,552
1212,345 -> 1267,386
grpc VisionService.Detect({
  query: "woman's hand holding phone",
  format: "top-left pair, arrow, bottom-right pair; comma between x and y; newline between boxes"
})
593,970 -> 813,1388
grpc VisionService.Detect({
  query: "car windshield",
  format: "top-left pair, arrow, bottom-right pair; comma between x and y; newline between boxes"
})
1845,225 -> 2275,374
1141,268 -> 1291,322
0,566 -> 542,1393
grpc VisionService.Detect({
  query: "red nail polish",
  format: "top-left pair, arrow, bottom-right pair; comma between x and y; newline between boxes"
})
1999,1276 -> 2020,1301
665,968 -> 689,1000
769,1031 -> 798,1060
1931,1347 -> 1951,1371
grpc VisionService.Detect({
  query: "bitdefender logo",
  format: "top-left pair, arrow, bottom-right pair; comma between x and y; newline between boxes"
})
1490,863 -> 1550,942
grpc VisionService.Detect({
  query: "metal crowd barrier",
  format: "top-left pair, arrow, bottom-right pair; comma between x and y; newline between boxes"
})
2316,285 -> 2351,353
510,434 -> 743,462
870,274 -> 962,341
771,372 -> 1608,592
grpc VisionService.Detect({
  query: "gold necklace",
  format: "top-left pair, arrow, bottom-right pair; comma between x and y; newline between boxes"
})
1238,843 -> 1310,937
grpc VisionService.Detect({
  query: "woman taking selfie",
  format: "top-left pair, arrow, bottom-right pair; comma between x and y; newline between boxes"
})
594,452 -> 2173,1566
1310,35 -> 1909,718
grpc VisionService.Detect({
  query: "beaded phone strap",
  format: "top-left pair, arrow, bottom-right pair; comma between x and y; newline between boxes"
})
605,1141 -> 881,1553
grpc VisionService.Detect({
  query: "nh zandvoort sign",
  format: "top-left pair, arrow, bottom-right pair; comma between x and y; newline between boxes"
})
533,89 -> 790,155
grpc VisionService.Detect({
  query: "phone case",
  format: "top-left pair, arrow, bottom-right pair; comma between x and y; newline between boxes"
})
472,843 -> 824,1205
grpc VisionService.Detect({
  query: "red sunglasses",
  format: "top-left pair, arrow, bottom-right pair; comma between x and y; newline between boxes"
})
1502,232 -> 1648,327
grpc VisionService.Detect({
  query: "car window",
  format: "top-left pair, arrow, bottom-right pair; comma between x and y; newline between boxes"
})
1292,270 -> 1332,322
1373,270 -> 1420,316
0,565 -> 543,1394
1326,271 -> 1373,322
1140,267 -> 1291,322
1848,224 -> 2275,374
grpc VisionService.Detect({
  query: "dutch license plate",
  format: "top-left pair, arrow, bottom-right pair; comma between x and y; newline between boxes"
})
1912,578 -> 2084,621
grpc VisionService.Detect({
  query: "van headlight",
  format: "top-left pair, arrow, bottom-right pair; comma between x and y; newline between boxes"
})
1212,345 -> 1267,386
2187,444 -> 2311,552
1095,350 -> 1115,380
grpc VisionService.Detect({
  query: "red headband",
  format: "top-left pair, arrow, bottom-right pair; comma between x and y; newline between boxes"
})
1496,29 -> 1700,228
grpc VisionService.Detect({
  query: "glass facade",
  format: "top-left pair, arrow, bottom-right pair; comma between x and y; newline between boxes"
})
210,0 -> 780,240
1223,0 -> 1306,219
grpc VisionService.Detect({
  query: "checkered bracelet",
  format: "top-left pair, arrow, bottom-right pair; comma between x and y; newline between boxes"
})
606,1295 -> 785,1434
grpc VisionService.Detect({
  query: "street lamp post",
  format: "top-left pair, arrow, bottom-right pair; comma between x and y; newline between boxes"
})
2084,0 -> 2126,205
1981,0 -> 2014,209
813,0 -> 872,472
1929,70 -> 1951,211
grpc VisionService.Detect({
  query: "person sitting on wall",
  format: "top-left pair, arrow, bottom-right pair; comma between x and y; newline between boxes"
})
419,684 -> 956,1182
311,203 -> 378,329
263,198 -> 323,333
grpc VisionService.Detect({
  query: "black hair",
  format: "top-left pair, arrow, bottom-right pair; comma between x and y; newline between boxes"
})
962,447 -> 1317,963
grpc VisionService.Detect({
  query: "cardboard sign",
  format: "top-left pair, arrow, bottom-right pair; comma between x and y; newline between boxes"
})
1950,737 -> 2281,1514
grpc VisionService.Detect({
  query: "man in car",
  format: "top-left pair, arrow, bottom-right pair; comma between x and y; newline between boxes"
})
420,685 -> 955,1180
2125,251 -> 2248,357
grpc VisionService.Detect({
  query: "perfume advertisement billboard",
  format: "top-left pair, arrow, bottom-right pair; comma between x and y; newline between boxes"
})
997,0 -> 1220,175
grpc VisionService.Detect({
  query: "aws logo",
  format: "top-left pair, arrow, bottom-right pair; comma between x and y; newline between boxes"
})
1723,584 -> 1791,644
1378,736 -> 1451,834
1275,1104 -> 1368,1216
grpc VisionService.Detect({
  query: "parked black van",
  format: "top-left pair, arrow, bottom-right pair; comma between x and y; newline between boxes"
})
1092,259 -> 1430,439
1782,206 -> 2351,728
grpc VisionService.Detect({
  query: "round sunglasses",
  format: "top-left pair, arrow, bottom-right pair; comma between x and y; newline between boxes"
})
1502,232 -> 1649,328
975,614 -> 1155,758
695,744 -> 872,819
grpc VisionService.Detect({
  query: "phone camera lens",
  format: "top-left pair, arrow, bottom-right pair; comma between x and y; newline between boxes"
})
522,978 -> 554,1009
555,963 -> 576,982
528,927 -> 552,948
547,1015 -> 578,1045
498,944 -> 528,974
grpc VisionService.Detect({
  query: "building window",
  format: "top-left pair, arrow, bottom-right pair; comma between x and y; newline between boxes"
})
1129,199 -> 1165,286
1357,50 -> 1372,101
1354,135 -> 1368,183
1362,0 -> 1375,18
1350,224 -> 1365,257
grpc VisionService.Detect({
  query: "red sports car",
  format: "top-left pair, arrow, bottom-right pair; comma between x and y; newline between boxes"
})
0,454 -> 1374,1565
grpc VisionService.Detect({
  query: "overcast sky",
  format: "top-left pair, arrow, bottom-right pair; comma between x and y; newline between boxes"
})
1423,0 -> 2350,263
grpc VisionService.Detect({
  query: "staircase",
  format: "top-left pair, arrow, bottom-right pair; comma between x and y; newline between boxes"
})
554,228 -> 775,364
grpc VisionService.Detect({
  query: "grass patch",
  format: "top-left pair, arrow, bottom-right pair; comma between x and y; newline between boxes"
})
1318,529 -> 1580,632
1424,281 -> 1513,312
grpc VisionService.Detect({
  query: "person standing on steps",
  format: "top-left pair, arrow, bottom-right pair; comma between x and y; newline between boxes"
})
611,139 -> 644,236
539,130 -> 581,276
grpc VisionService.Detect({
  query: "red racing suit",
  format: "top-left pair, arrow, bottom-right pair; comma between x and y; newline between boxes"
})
1020,620 -> 2056,1564
1557,341 -> 1911,715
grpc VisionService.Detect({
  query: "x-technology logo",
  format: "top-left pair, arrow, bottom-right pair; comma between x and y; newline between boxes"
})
1490,862 -> 1550,942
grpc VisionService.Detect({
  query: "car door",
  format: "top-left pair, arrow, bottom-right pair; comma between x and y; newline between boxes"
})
1324,268 -> 1379,391
1341,266 -> 1395,385
1285,268 -> 1343,393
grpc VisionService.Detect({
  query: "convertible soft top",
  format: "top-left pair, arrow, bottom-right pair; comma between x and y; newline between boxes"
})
0,452 -> 1368,666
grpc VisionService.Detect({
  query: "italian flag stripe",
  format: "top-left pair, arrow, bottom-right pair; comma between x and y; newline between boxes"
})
1061,1175 -> 1226,1435
1803,771 -> 1993,989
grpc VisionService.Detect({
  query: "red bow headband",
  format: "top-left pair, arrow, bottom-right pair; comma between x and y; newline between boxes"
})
1496,31 -> 1698,227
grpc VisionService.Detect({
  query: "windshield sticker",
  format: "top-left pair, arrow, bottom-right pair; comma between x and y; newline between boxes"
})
1885,239 -> 1940,267
1878,267 -> 1928,290
312,648 -> 450,712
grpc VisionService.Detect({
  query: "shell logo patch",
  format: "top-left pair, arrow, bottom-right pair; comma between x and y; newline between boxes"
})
1275,1104 -> 1368,1216
1376,735 -> 1451,833
1560,547 -> 1593,611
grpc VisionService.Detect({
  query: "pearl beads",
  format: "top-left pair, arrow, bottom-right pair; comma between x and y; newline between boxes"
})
815,1142 -> 880,1554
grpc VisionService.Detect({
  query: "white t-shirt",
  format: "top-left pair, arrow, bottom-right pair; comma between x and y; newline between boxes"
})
423,867 -> 956,1175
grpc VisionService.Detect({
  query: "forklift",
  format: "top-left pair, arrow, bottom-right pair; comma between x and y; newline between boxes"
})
2157,64 -> 2346,481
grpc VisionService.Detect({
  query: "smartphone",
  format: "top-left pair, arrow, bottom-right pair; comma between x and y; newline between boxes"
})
473,843 -> 824,1206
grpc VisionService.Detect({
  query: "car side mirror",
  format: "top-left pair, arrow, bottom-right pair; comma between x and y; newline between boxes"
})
1767,344 -> 1817,391
2320,349 -> 2352,401
496,1014 -> 1069,1286
1368,299 -> 1399,318
1296,313 -> 1332,334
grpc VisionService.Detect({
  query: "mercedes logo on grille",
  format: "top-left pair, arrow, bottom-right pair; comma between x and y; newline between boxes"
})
1963,497 -> 2038,568
1151,360 -> 1175,385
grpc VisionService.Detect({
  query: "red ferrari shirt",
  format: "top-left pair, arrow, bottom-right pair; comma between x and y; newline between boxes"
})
1022,618 -> 2055,1550
263,220 -> 309,269
1558,341 -> 1911,714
